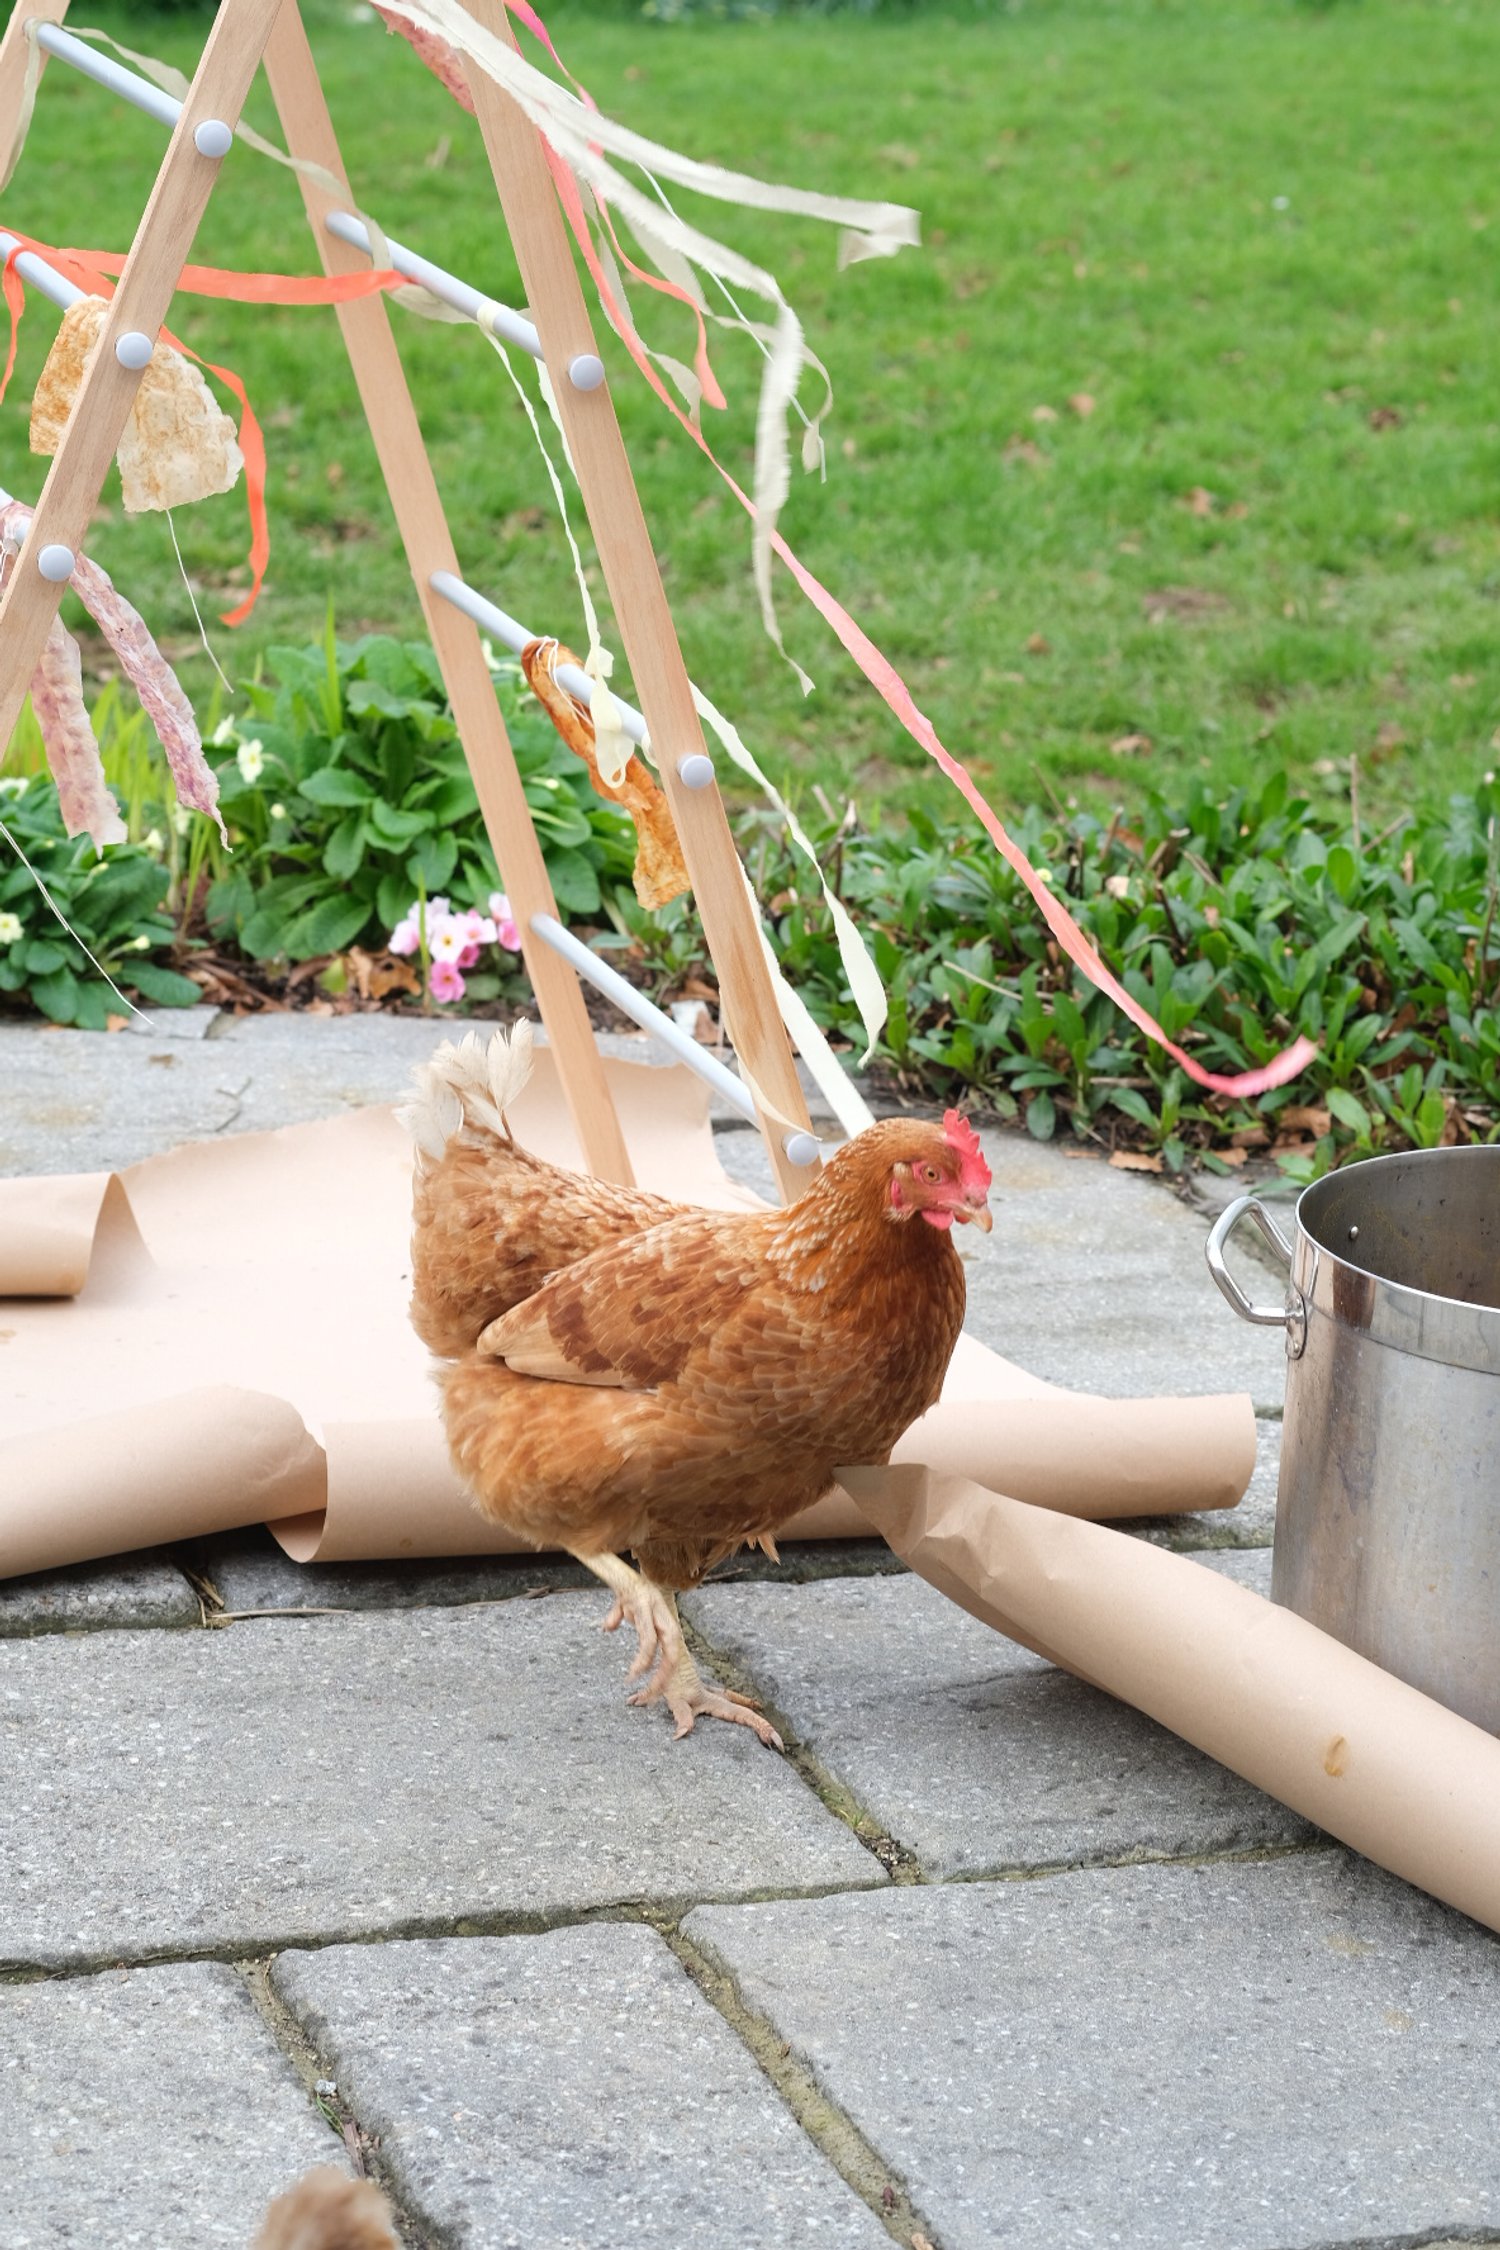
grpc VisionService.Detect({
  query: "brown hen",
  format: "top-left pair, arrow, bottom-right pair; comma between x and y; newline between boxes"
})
403,1026 -> 992,1743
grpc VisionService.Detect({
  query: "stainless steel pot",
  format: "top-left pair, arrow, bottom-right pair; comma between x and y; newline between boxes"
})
1207,1148 -> 1500,1735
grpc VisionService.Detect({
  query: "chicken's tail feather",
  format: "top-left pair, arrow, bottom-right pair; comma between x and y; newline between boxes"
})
398,1019 -> 536,1161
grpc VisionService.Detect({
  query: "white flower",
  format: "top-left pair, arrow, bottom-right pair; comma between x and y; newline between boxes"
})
236,739 -> 265,785
144,828 -> 165,854
132,934 -> 151,951
269,802 -> 287,821
0,775 -> 28,800
211,716 -> 238,746
428,921 -> 465,965
0,911 -> 22,945
171,804 -> 193,836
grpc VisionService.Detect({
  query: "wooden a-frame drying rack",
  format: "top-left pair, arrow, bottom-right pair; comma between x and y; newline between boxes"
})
0,0 -> 819,1200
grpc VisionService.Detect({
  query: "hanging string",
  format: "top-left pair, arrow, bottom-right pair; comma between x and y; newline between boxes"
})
165,510 -> 234,696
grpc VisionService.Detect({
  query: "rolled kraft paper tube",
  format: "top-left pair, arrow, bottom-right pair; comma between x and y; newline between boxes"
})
0,1389 -> 327,1579
273,1386 -> 1257,1565
885,1391 -> 1255,1519
0,1172 -> 115,1296
843,1464 -> 1500,1938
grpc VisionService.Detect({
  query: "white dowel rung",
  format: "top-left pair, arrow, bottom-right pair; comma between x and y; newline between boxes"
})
34,22 -> 183,129
324,212 -> 540,357
530,912 -> 757,1126
27,29 -> 545,366
0,233 -> 87,313
430,570 -> 650,748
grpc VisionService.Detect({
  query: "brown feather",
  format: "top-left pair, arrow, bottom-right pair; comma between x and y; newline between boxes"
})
409,1132 -> 677,1359
433,1118 -> 975,1589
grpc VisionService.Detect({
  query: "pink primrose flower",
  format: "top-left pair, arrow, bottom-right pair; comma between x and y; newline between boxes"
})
388,918 -> 420,956
487,892 -> 522,951
428,959 -> 466,1003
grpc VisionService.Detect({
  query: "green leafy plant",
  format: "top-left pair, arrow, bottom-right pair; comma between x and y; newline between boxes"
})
0,777 -> 202,1029
204,623 -> 638,965
623,771 -> 1500,1175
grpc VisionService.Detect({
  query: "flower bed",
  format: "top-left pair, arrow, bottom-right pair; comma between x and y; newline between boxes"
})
2,629 -> 1496,1182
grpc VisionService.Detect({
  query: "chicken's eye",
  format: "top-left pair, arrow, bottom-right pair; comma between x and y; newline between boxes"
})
918,1162 -> 942,1184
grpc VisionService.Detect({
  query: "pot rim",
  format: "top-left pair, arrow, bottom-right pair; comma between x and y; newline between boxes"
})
1293,1146 -> 1500,1379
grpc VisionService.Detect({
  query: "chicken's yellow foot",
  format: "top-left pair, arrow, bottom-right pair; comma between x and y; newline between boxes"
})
571,1553 -> 782,1748
631,1631 -> 784,1751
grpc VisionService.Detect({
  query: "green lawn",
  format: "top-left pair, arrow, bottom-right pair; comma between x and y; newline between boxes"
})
4,0 -> 1497,831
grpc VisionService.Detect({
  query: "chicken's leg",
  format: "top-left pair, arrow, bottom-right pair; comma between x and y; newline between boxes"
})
571,1553 -> 783,1749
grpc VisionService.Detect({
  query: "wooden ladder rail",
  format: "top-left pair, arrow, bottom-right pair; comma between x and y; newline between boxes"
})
261,0 -> 633,1184
457,0 -> 817,1206
0,0 -> 283,744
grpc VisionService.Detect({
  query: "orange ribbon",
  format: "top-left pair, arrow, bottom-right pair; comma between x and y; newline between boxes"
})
0,232 -> 407,623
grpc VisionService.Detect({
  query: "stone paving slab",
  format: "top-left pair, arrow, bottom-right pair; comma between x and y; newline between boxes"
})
685,1548 -> 1311,1877
0,1959 -> 343,2248
0,1017 -> 839,1179
969,1132 -> 1287,1409
0,1550 -> 199,1638
686,1853 -> 1500,2250
273,1925 -> 892,2250
0,1595 -> 879,1969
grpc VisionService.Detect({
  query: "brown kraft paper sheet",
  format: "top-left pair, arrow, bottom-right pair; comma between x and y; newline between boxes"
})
844,1462 -> 1500,1937
0,1047 -> 1254,1575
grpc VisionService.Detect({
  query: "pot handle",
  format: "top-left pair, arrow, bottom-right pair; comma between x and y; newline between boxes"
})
1205,1195 -> 1302,1342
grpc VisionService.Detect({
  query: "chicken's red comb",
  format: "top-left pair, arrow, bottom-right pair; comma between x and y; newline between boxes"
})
943,1110 -> 992,1199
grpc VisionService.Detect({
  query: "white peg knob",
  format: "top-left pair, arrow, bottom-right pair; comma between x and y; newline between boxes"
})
193,118 -> 233,159
677,754 -> 716,791
784,1132 -> 820,1168
115,331 -> 154,371
36,543 -> 75,582
567,352 -> 606,392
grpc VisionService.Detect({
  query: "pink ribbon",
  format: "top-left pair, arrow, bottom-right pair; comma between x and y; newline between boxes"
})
536,146 -> 1313,1099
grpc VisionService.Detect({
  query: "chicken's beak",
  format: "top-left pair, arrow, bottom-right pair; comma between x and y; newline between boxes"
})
961,1199 -> 994,1233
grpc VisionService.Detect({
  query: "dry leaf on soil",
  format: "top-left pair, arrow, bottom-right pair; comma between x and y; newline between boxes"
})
1280,1105 -> 1332,1137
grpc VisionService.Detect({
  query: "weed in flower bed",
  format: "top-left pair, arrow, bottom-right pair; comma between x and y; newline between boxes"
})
0,773 -> 200,1028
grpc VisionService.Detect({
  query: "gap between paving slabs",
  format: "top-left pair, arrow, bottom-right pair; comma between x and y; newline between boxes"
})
0,1592 -> 933,2241
0,1553 -> 1312,2250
